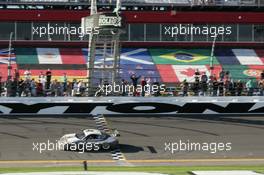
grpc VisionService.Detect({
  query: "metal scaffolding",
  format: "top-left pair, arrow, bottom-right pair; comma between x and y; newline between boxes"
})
82,0 -> 123,95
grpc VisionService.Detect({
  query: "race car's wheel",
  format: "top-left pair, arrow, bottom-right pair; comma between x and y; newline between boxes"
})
102,143 -> 111,150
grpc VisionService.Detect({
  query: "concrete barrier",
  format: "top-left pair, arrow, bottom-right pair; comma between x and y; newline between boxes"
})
0,96 -> 264,115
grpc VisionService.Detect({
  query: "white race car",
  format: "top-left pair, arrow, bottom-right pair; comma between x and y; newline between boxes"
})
58,129 -> 119,151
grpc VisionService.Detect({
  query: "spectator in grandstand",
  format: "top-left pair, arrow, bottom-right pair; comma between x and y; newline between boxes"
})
12,77 -> 18,97
201,72 -> 208,96
153,81 -> 161,97
22,79 -> 31,97
212,77 -> 218,96
208,75 -> 215,96
18,78 -> 24,97
77,80 -> 85,96
121,79 -> 127,96
219,70 -> 225,81
246,79 -> 254,96
36,79 -> 43,97
258,79 -> 264,96
72,80 -> 78,96
194,69 -> 200,82
141,77 -> 147,97
130,74 -> 141,96
62,73 -> 67,93
14,69 -> 20,82
46,69 -> 52,90
65,81 -> 72,96
229,80 -> 236,96
38,71 -> 46,91
24,68 -> 31,81
261,70 -> 264,80
30,79 -> 37,97
55,80 -> 63,97
6,79 -> 12,97
236,80 -> 244,96
218,80 -> 224,96
180,79 -> 189,97
225,70 -> 230,81
50,79 -> 61,97
192,78 -> 200,96
224,79 -> 231,96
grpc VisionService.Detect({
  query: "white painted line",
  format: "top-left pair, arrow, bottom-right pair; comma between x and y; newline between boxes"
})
192,171 -> 263,175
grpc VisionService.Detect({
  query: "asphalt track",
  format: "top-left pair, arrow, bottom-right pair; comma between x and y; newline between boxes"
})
0,115 -> 264,166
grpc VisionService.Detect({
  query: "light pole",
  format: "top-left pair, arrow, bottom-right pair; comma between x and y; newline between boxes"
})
210,34 -> 217,77
7,32 -> 13,80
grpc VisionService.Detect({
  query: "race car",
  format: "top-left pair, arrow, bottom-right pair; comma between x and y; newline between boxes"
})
58,129 -> 119,151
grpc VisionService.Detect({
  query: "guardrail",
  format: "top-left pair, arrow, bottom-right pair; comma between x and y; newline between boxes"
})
0,96 -> 263,115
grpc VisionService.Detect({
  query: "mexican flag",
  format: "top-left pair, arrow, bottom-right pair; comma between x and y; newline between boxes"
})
149,49 -> 219,65
223,65 -> 264,82
156,65 -> 222,83
16,48 -> 86,65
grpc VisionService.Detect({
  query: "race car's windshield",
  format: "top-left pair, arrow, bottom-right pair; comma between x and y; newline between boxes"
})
99,133 -> 110,139
75,132 -> 85,139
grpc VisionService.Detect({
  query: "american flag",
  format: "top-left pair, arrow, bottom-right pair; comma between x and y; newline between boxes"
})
0,48 -> 16,64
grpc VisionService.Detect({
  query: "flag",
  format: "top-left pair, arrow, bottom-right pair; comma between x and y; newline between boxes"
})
83,48 -> 154,67
83,48 -> 159,82
223,65 -> 264,81
214,49 -> 240,65
119,49 -> 159,82
232,49 -> 263,65
0,48 -> 16,64
149,49 -> 219,65
16,48 -> 86,65
120,48 -> 154,65
157,65 -> 222,83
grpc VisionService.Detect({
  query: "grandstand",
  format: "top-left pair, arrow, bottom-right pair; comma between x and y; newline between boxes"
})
1,47 -> 263,84
0,0 -> 264,87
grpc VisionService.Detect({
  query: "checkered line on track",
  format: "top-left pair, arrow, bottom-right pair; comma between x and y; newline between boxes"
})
111,149 -> 126,161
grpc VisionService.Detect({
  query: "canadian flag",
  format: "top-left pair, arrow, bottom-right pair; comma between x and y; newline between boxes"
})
157,65 -> 222,83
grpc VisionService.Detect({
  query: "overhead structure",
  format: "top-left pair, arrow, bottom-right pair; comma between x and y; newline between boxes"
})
82,0 -> 123,95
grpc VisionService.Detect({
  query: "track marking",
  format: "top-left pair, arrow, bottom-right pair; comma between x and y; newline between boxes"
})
93,114 -> 127,162
93,115 -> 110,133
147,146 -> 157,154
111,149 -> 126,161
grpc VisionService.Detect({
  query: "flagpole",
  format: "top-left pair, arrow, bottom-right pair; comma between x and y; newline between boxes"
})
210,34 -> 217,77
8,32 -> 13,80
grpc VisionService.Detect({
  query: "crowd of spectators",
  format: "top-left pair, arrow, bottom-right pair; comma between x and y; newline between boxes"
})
178,69 -> 264,97
0,69 -> 86,97
1,68 -> 264,97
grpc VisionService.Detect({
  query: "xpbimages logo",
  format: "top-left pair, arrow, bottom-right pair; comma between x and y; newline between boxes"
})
164,140 -> 232,154
95,82 -> 166,96
164,24 -> 232,38
32,140 -> 100,154
32,24 -> 100,38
